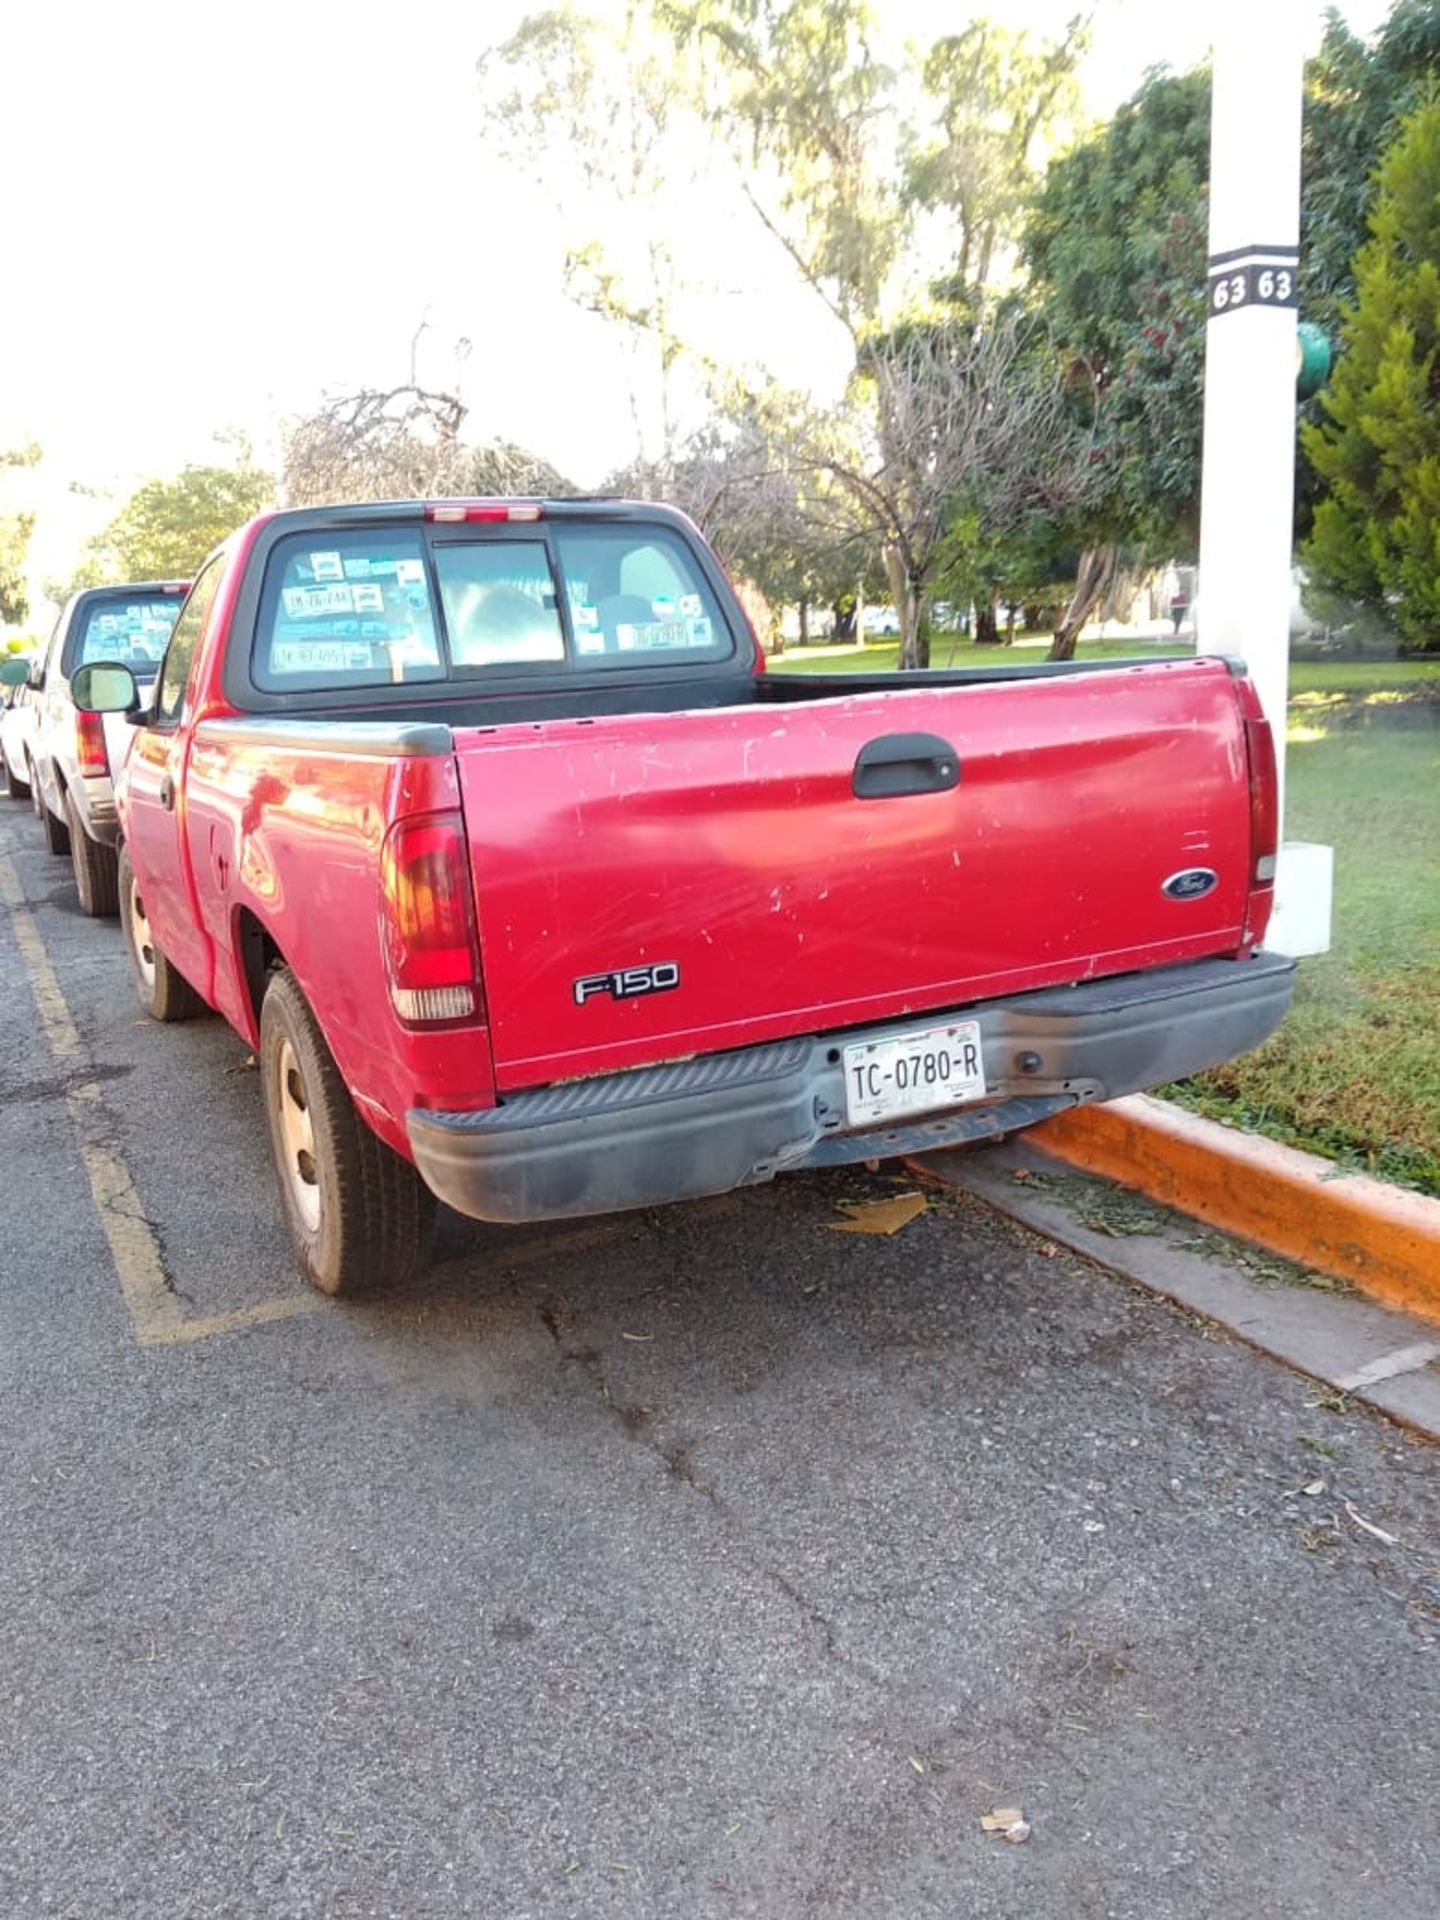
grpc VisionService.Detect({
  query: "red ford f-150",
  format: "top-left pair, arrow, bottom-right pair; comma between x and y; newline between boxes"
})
73,500 -> 1293,1295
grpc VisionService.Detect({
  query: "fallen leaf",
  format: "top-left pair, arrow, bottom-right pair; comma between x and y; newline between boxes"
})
1302,1479 -> 1326,1497
827,1193 -> 928,1237
981,1807 -> 1025,1832
1004,1821 -> 1032,1844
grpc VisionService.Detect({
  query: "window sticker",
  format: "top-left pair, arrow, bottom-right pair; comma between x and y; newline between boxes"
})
309,551 -> 344,582
652,596 -> 677,618
271,640 -> 375,674
688,617 -> 712,645
350,583 -> 385,614
574,603 -> 600,629
395,558 -> 426,586
575,628 -> 607,654
617,620 -> 690,651
282,584 -> 355,619
97,614 -> 117,633
680,593 -> 703,618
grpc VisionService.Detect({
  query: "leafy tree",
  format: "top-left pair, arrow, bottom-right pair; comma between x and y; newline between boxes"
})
478,5 -> 712,479
1021,66 -> 1210,656
82,452 -> 274,584
482,3 -> 1092,663
1302,0 -> 1440,337
1020,4 -> 1440,659
0,441 -> 42,625
907,15 -> 1089,292
1301,97 -> 1440,653
654,2 -> 1088,662
656,0 -> 901,342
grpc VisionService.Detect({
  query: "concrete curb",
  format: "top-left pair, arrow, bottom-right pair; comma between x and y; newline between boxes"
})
1029,1095 -> 1440,1326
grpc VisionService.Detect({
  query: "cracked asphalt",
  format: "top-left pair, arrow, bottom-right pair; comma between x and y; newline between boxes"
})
2,805 -> 1438,1919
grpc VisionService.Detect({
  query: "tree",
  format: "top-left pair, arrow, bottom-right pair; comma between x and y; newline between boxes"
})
478,5 -> 713,480
907,15 -> 1089,293
1302,0 -> 1440,338
749,306 -> 1089,667
75,450 -> 274,586
283,381 -> 576,507
283,384 -> 470,506
0,442 -> 41,626
1301,97 -> 1440,653
657,0 -> 903,344
1021,7 -> 1440,659
1021,65 -> 1210,656
654,2 -> 1089,663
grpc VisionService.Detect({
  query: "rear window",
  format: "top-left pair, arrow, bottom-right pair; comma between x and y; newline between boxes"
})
74,595 -> 185,670
546,524 -> 731,668
254,533 -> 446,691
252,519 -> 736,692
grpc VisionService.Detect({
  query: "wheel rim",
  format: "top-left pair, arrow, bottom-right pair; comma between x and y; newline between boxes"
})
275,1037 -> 322,1235
127,875 -> 157,993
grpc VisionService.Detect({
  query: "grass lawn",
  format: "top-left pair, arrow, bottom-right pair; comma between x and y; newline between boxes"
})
1170,694 -> 1440,1195
771,633 -> 1162,672
775,636 -> 1440,1193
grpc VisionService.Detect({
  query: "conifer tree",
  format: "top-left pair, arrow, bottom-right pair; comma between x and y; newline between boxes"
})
1303,97 -> 1440,653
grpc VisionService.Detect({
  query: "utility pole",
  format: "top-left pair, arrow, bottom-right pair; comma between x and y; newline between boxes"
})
1196,0 -> 1331,957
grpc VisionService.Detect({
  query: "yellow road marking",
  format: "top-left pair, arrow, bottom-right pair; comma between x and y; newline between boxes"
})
1,847 -> 325,1346
3,843 -> 673,1344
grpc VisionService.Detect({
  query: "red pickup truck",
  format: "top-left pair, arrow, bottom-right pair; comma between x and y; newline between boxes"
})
73,500 -> 1293,1296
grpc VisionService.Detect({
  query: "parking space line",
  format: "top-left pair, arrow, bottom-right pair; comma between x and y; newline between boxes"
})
1,848 -> 325,1347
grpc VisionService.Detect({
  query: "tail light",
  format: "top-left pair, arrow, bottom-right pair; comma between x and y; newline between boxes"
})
77,710 -> 109,777
379,810 -> 485,1024
1236,677 -> 1279,945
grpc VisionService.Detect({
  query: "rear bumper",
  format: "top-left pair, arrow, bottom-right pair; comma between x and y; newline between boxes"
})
407,950 -> 1296,1224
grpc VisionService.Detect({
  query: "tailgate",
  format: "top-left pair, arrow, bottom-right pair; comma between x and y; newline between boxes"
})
457,658 -> 1256,1088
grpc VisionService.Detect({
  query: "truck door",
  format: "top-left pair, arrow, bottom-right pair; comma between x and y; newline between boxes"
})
124,559 -> 225,994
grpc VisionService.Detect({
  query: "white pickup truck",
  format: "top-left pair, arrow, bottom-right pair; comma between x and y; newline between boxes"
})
3,583 -> 187,914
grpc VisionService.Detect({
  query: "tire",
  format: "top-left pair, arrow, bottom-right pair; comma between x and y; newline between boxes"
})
41,795 -> 71,857
118,844 -> 205,1022
2,746 -> 28,801
29,761 -> 44,821
67,794 -> 120,918
260,966 -> 435,1297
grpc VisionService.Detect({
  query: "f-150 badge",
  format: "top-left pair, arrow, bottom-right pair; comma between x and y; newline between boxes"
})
574,961 -> 681,1005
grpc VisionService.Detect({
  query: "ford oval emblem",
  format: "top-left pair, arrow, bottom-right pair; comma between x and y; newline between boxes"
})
1163,867 -> 1219,901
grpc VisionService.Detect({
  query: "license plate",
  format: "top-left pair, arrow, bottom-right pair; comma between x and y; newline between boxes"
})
842,1021 -> 986,1126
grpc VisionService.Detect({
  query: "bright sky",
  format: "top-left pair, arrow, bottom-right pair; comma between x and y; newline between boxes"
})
0,0 -> 1394,601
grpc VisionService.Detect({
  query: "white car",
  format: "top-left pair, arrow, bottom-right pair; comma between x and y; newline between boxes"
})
24,582 -> 188,915
1,660 -> 41,804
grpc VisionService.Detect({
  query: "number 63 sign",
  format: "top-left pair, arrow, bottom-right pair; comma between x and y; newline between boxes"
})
1208,253 -> 1300,318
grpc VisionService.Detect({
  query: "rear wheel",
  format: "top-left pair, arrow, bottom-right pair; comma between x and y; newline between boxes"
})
119,845 -> 205,1021
41,794 -> 71,857
2,746 -> 28,801
67,795 -> 120,918
260,967 -> 435,1297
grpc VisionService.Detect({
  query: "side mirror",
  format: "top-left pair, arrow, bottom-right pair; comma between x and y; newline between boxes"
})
0,657 -> 29,687
71,661 -> 140,716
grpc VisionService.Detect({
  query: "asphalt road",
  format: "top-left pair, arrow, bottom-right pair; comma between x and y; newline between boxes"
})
1,801 -> 1437,1920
